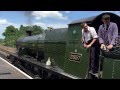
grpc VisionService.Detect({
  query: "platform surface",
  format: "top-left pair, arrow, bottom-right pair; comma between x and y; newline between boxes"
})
0,57 -> 32,79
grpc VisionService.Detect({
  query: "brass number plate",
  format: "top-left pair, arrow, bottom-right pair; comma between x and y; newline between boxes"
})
69,52 -> 82,63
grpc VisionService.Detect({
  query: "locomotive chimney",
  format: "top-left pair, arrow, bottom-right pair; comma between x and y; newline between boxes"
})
26,30 -> 32,36
26,27 -> 33,36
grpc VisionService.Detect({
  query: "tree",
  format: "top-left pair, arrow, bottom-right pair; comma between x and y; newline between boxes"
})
32,25 -> 44,35
19,25 -> 44,36
2,25 -> 44,47
3,25 -> 19,47
19,25 -> 27,37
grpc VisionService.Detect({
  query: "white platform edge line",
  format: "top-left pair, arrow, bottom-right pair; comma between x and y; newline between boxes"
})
0,57 -> 33,79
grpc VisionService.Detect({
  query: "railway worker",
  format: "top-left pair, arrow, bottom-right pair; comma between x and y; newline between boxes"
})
81,22 -> 100,78
98,14 -> 118,50
98,14 -> 118,78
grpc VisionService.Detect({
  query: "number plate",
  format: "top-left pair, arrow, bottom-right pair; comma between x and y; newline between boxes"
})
69,52 -> 82,63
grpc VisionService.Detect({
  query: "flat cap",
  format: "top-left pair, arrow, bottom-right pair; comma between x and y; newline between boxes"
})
102,14 -> 110,19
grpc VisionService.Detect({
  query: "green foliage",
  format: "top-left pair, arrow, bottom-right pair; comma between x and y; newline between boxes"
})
0,39 -> 5,45
2,25 -> 44,47
3,25 -> 19,47
32,25 -> 43,35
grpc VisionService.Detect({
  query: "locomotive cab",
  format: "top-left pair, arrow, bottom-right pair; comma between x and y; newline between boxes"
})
92,12 -> 120,79
64,12 -> 120,79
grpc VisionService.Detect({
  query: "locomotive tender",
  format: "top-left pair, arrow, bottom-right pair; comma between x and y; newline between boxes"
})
16,12 -> 120,79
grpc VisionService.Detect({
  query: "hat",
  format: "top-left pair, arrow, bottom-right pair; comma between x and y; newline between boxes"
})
102,14 -> 110,19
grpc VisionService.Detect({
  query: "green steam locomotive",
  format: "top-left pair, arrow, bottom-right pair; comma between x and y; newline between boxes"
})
16,12 -> 120,79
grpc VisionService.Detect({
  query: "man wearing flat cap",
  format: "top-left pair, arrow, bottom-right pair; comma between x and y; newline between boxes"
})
98,14 -> 118,50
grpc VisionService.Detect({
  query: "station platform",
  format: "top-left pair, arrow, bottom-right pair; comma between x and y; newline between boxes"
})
0,57 -> 33,79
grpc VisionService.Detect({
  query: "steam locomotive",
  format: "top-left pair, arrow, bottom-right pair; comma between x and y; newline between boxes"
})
16,12 -> 120,79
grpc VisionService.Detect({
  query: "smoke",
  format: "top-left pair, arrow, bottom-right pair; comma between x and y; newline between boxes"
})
24,11 -> 33,26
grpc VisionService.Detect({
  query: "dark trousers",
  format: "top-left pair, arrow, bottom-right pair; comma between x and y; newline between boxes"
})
86,39 -> 100,73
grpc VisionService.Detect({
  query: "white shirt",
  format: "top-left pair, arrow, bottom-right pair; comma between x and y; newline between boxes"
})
82,26 -> 98,43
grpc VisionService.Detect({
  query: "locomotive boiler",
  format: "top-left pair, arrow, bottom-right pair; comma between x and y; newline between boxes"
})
16,12 -> 120,79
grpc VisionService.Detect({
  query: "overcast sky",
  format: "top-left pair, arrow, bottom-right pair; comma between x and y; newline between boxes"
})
0,11 -> 119,39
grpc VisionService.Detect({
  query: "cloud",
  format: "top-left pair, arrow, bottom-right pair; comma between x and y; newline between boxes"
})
0,18 -> 68,39
32,11 -> 68,20
0,18 -> 21,27
34,22 -> 68,29
0,18 -> 23,39
65,11 -> 71,13
113,11 -> 120,16
0,19 -> 10,25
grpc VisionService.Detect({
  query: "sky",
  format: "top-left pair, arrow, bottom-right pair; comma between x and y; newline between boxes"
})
0,11 -> 120,39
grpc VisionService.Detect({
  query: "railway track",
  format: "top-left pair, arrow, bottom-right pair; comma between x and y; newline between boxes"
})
0,45 -> 16,62
0,46 -> 33,79
0,45 -> 38,79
